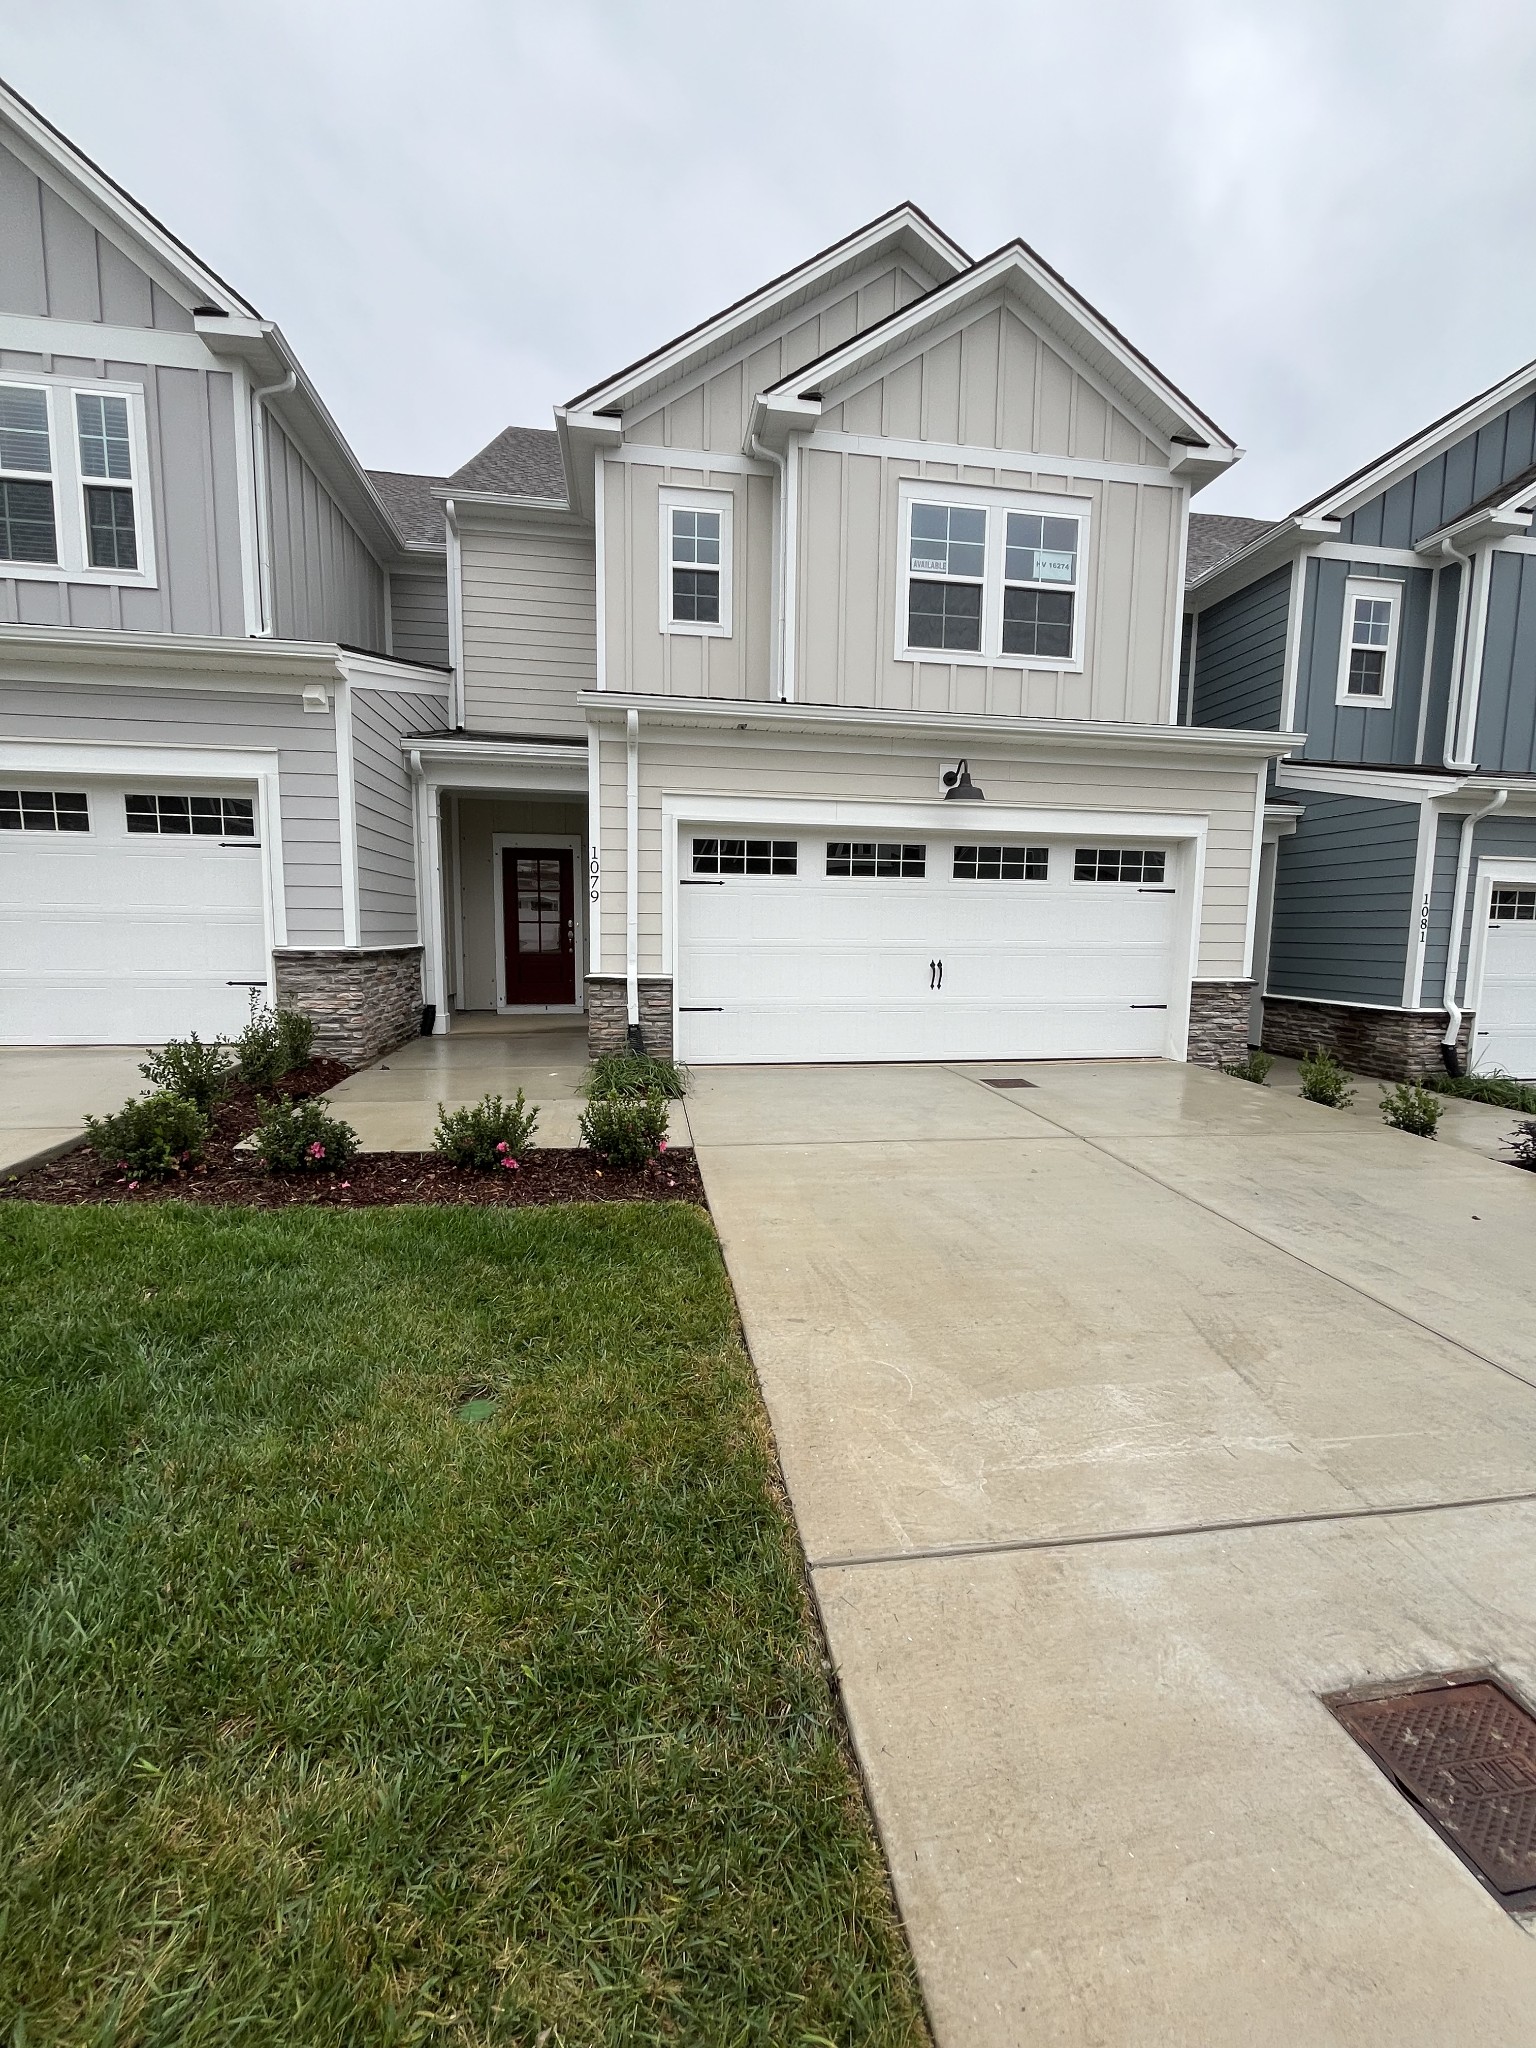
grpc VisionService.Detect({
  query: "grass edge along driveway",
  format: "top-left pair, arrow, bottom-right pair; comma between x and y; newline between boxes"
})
0,1200 -> 927,2047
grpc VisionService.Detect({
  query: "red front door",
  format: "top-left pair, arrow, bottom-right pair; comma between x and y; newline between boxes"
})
502,847 -> 576,1005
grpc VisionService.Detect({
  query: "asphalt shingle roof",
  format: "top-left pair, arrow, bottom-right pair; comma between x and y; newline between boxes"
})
1186,512 -> 1275,580
447,426 -> 566,501
366,469 -> 448,549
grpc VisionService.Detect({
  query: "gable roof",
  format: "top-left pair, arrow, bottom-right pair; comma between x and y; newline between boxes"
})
562,203 -> 968,419
446,426 -> 565,501
755,238 -> 1237,462
1186,513 -> 1275,580
367,470 -> 449,548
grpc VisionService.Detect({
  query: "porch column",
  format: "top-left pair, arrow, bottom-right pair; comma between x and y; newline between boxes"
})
414,764 -> 449,1033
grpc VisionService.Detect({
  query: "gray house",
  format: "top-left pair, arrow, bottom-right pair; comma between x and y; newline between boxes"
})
0,78 -> 451,1060
1184,368 -> 1536,1080
4,79 -> 1299,1072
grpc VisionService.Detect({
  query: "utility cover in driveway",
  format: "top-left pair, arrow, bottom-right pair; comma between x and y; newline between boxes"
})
1330,1676 -> 1536,1909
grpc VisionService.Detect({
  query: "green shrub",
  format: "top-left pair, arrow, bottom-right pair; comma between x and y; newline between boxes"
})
1380,1080 -> 1443,1138
583,1050 -> 688,1101
1420,1069 -> 1536,1115
251,1095 -> 358,1174
83,1092 -> 208,1179
433,1090 -> 539,1169
1298,1047 -> 1356,1109
1220,1048 -> 1274,1086
1509,1120 -> 1536,1171
236,991 -> 317,1089
579,1093 -> 670,1168
139,1033 -> 233,1113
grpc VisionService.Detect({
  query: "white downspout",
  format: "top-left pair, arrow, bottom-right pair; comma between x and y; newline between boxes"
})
444,498 -> 465,729
250,368 -> 297,636
1441,785 -> 1507,1064
748,430 -> 788,700
1438,532 -> 1481,769
625,707 -> 640,1037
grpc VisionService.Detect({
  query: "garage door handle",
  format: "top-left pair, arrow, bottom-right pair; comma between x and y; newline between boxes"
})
681,879 -> 724,886
1139,887 -> 1175,894
227,979 -> 268,987
679,1006 -> 722,1012
1130,1003 -> 1168,1010
929,959 -> 943,990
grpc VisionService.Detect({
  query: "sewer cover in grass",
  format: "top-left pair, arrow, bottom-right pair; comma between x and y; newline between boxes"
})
455,1395 -> 498,1423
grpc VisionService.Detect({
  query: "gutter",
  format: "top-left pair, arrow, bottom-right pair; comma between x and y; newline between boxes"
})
249,368 -> 296,634
625,707 -> 641,1047
1440,785 -> 1507,1069
444,498 -> 465,729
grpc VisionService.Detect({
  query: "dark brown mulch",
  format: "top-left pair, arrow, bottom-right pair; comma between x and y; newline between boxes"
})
2,1057 -> 703,1209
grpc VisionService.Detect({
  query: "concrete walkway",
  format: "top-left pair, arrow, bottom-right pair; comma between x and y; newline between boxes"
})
688,1058 -> 1536,2048
0,1045 -> 151,1176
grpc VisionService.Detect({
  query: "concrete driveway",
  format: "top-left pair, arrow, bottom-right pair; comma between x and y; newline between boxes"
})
0,1045 -> 150,1176
687,1059 -> 1536,2047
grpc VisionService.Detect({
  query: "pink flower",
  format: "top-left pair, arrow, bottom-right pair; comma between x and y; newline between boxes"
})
658,1139 -> 668,1153
339,1181 -> 351,1189
501,1156 -> 520,1170
495,1140 -> 510,1153
307,1141 -> 325,1160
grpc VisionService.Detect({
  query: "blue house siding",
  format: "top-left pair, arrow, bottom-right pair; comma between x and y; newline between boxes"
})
1420,811 -> 1463,1006
1420,562 -> 1462,769
1177,613 -> 1194,722
1473,552 -> 1536,774
1341,393 -> 1536,547
1189,565 -> 1289,729
1266,793 -> 1419,1005
1294,558 -> 1432,765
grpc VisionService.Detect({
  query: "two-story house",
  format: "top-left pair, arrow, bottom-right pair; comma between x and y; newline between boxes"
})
0,78 -> 452,1061
405,210 -> 1293,1070
3,77 -> 1297,1074
1185,364 -> 1536,1080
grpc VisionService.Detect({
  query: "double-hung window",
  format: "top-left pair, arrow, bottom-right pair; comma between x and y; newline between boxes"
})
661,490 -> 732,636
0,386 -> 58,566
901,485 -> 1088,667
1336,576 -> 1401,706
0,375 -> 151,583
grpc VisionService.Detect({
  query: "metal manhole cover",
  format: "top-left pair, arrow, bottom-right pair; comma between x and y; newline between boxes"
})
983,1077 -> 1036,1089
1329,1674 -> 1536,1909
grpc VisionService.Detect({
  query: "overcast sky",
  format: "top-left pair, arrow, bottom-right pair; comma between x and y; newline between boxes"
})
5,0 -> 1536,515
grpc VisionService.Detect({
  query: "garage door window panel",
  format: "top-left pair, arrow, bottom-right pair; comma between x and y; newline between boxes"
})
0,386 -> 58,565
1491,888 -> 1536,922
1074,847 -> 1167,883
692,838 -> 797,875
125,793 -> 256,838
954,844 -> 1049,880
0,788 -> 88,832
827,842 -> 926,878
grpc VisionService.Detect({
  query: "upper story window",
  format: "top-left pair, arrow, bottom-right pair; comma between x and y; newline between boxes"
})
0,387 -> 58,565
661,489 -> 732,638
900,484 -> 1088,669
1336,576 -> 1401,707
0,377 -> 154,586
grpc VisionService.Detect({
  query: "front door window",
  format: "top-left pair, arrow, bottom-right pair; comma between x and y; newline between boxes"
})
502,847 -> 575,1005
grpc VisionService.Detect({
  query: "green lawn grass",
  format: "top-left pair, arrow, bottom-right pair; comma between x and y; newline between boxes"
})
0,1202 -> 927,2047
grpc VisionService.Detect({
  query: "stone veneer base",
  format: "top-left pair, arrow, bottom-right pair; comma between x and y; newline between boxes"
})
1186,980 -> 1254,1067
1260,995 -> 1474,1081
272,946 -> 424,1066
585,976 -> 674,1060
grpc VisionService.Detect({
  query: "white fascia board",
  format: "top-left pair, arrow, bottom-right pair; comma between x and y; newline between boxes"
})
553,410 -> 623,523
440,489 -> 585,528
403,735 -> 588,794
580,690 -> 1299,760
335,650 -> 452,694
1186,517 -> 1340,611
0,84 -> 255,317
1264,802 -> 1303,836
747,391 -> 822,451
1275,760 -> 1465,803
563,208 -> 970,420
1414,503 -> 1535,554
761,245 -> 1236,458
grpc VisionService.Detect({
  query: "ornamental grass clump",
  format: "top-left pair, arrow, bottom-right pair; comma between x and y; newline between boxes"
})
83,1092 -> 208,1179
1379,1080 -> 1443,1138
1220,1048 -> 1274,1086
583,1050 -> 689,1101
138,1033 -> 234,1113
1298,1047 -> 1356,1109
235,991 -> 316,1090
1420,1069 -> 1536,1115
432,1091 -> 540,1170
251,1095 -> 358,1174
579,1093 -> 670,1168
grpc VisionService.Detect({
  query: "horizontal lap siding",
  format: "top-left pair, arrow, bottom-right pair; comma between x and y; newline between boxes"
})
349,686 -> 448,944
1190,567 -> 1288,730
595,729 -> 1258,980
0,678 -> 344,942
1422,811 -> 1463,1001
1267,793 -> 1417,1005
460,522 -> 595,736
266,419 -> 387,652
388,568 -> 450,669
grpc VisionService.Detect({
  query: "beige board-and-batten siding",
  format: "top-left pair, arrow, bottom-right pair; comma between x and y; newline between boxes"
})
458,513 -> 596,737
591,721 -> 1262,983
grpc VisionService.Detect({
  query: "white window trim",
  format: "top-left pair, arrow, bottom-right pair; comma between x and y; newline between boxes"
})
1334,574 -> 1401,709
896,477 -> 1090,672
0,373 -> 156,588
659,486 -> 732,640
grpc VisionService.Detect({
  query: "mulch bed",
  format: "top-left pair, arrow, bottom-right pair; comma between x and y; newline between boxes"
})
2,1057 -> 703,1210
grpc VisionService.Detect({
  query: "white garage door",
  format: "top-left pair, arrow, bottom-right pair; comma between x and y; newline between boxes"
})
676,827 -> 1181,1064
0,778 -> 268,1044
1474,884 -> 1536,1079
